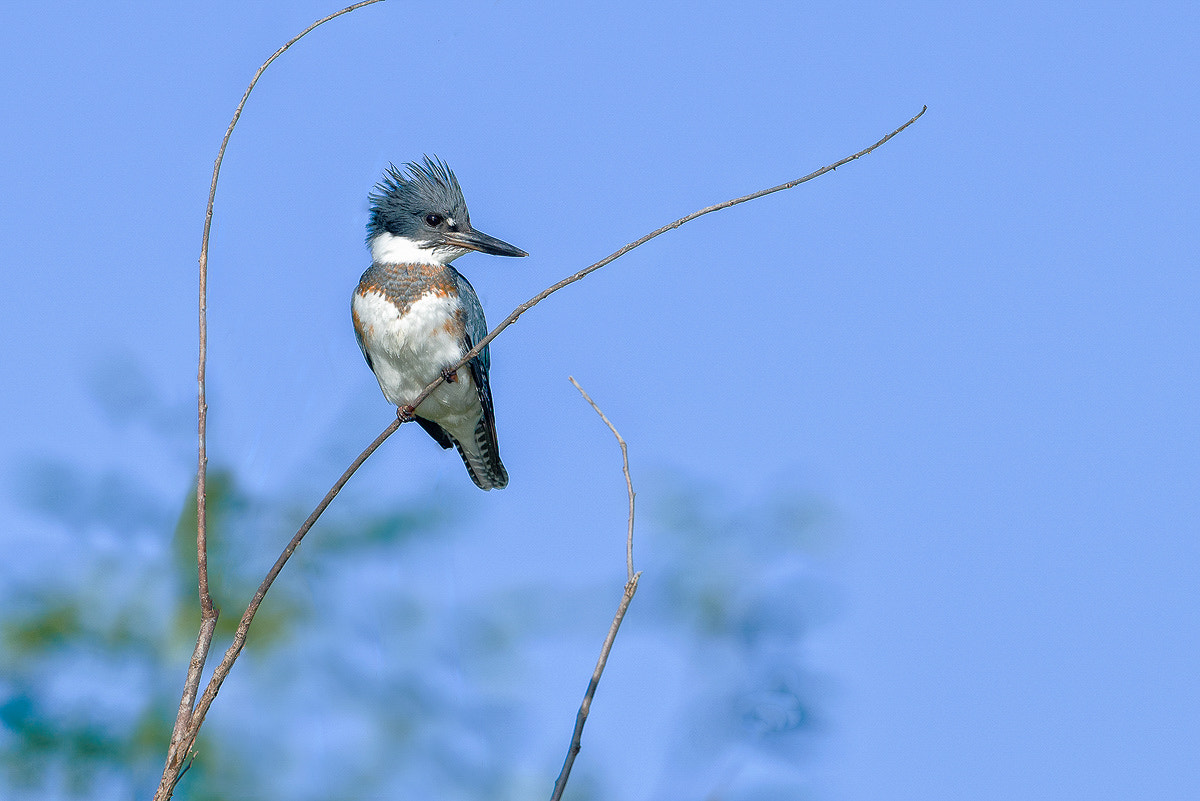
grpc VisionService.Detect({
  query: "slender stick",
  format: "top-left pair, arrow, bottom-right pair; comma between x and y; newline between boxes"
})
551,578 -> 640,801
407,106 -> 929,416
551,378 -> 642,801
569,378 -> 636,582
183,418 -> 401,741
157,4 -> 387,800
547,112 -> 925,780
164,57 -> 922,794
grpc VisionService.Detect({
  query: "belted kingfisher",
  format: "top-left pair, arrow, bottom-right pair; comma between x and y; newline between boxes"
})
352,157 -> 526,490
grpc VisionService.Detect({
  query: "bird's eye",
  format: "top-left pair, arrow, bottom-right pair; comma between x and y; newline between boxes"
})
424,213 -> 443,226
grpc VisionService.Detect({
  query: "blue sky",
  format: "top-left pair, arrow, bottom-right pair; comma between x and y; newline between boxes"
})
2,1 -> 1198,799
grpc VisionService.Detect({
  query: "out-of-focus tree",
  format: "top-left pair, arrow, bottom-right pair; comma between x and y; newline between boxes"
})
1,357 -> 830,800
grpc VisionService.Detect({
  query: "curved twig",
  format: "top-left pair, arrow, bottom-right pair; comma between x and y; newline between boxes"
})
183,417 -> 400,740
158,3 -> 387,799
551,377 -> 641,801
165,15 -> 922,785
405,106 -> 928,415
569,377 -> 636,582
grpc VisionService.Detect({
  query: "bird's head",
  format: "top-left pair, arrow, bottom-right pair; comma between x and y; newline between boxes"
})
367,156 -> 527,265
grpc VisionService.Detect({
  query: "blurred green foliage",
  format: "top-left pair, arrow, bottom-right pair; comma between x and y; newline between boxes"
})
1,361 -> 830,800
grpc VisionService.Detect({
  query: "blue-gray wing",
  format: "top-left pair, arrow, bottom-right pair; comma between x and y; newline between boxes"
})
451,268 -> 491,375
448,268 -> 507,488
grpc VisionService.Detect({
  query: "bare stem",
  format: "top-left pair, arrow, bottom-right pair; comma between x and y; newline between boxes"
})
165,23 -> 922,789
183,417 -> 401,745
551,378 -> 642,801
158,3 -> 387,799
407,106 -> 929,416
569,377 -> 636,582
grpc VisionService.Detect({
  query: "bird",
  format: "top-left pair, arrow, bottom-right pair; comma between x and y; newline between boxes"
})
351,157 -> 526,490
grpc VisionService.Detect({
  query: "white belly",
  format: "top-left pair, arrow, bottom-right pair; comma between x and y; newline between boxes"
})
353,289 -> 481,436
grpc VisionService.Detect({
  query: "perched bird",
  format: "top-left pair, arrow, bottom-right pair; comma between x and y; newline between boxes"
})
352,157 -> 526,490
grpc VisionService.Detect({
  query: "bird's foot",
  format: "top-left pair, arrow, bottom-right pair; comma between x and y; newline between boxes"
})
397,405 -> 416,423
441,367 -> 459,384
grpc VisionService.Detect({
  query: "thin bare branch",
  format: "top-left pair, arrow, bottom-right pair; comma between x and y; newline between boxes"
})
159,3 -> 387,799
552,378 -> 642,801
160,417 -> 398,798
546,111 -> 930,779
406,106 -> 928,416
164,40 -> 922,791
569,377 -> 636,582
163,615 -> 216,758
184,417 -> 401,741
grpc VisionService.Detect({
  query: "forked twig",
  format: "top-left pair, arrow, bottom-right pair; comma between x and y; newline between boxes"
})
158,3 -> 386,799
551,378 -> 642,801
163,5 -> 925,789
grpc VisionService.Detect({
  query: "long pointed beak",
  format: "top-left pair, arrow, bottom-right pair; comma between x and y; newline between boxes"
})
445,228 -> 528,258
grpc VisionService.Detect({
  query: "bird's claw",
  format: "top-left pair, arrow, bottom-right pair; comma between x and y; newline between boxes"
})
441,367 -> 458,384
397,405 -> 416,423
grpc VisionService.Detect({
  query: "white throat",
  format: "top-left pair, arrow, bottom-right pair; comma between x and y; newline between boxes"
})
370,232 -> 462,265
